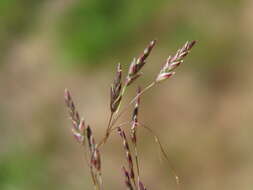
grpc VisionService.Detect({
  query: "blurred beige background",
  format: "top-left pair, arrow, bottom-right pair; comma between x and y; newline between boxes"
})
1,0 -> 253,189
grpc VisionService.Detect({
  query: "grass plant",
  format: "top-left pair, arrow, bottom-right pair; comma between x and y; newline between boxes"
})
64,40 -> 196,190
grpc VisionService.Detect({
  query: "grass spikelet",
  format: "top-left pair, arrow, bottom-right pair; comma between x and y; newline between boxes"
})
118,127 -> 137,188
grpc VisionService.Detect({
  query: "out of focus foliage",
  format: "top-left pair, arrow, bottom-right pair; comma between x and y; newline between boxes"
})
58,0 -> 167,64
0,0 -> 45,61
0,151 -> 49,190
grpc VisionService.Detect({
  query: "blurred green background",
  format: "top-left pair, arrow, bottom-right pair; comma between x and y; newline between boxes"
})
1,0 -> 253,189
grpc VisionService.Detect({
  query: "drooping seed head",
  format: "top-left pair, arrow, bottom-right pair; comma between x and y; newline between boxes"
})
122,166 -> 134,190
138,180 -> 147,190
118,128 -> 135,183
64,89 -> 80,124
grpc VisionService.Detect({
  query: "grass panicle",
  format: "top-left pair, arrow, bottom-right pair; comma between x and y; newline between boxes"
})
64,39 -> 196,190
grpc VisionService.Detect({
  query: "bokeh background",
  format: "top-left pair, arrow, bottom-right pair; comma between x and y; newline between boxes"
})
1,0 -> 253,189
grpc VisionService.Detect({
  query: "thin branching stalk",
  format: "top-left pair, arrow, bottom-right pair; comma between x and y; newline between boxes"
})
98,82 -> 156,148
138,122 -> 180,186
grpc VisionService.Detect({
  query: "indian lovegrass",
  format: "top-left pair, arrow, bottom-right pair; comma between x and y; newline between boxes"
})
64,39 -> 196,190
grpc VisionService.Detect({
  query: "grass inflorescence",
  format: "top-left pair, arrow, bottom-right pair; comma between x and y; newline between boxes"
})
64,39 -> 196,190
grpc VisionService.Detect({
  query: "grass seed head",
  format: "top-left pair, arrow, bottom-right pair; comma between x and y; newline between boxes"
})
64,38 -> 197,190
110,63 -> 122,113
118,127 -> 135,182
122,166 -> 134,190
156,40 -> 196,83
126,40 -> 156,86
